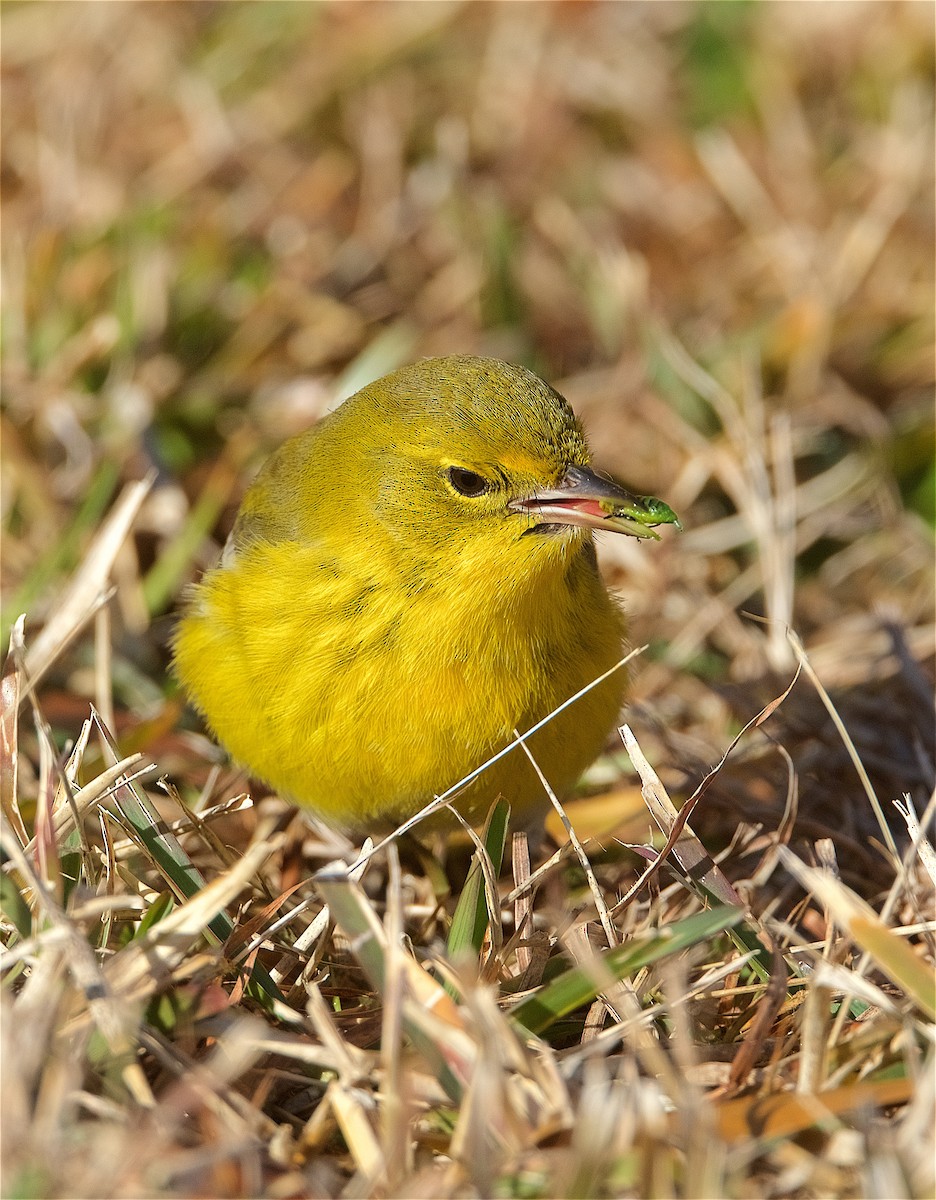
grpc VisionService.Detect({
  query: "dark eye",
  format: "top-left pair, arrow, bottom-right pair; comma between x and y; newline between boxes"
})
446,466 -> 490,497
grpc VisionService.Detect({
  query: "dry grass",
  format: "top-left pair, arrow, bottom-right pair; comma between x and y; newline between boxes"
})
2,3 -> 934,1198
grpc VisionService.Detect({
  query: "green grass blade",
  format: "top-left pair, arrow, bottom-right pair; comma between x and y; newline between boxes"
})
447,797 -> 510,962
511,905 -> 745,1036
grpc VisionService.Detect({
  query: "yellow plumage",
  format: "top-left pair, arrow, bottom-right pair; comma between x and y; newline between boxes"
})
173,356 -> 677,830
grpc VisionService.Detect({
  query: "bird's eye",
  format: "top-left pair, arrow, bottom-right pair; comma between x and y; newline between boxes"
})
446,466 -> 490,497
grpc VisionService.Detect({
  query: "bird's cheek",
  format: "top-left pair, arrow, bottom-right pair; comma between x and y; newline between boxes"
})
372,481 -> 431,540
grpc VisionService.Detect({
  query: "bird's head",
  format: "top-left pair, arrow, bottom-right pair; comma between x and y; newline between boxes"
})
336,356 -> 678,572
230,356 -> 678,584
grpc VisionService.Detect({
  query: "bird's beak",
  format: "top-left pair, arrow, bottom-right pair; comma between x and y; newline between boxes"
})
509,464 -> 680,541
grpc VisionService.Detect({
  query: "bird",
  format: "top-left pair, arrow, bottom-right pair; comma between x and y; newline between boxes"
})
173,355 -> 678,832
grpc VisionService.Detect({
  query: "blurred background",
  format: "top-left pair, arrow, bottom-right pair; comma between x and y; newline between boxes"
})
2,1 -> 934,888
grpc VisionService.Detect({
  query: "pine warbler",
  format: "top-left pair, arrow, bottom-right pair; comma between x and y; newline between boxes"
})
173,356 -> 677,830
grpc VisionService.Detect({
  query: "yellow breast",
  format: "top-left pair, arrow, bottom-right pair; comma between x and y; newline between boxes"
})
174,531 -> 625,829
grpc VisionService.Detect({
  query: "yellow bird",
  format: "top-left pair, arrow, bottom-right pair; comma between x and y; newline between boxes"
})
173,356 -> 677,831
